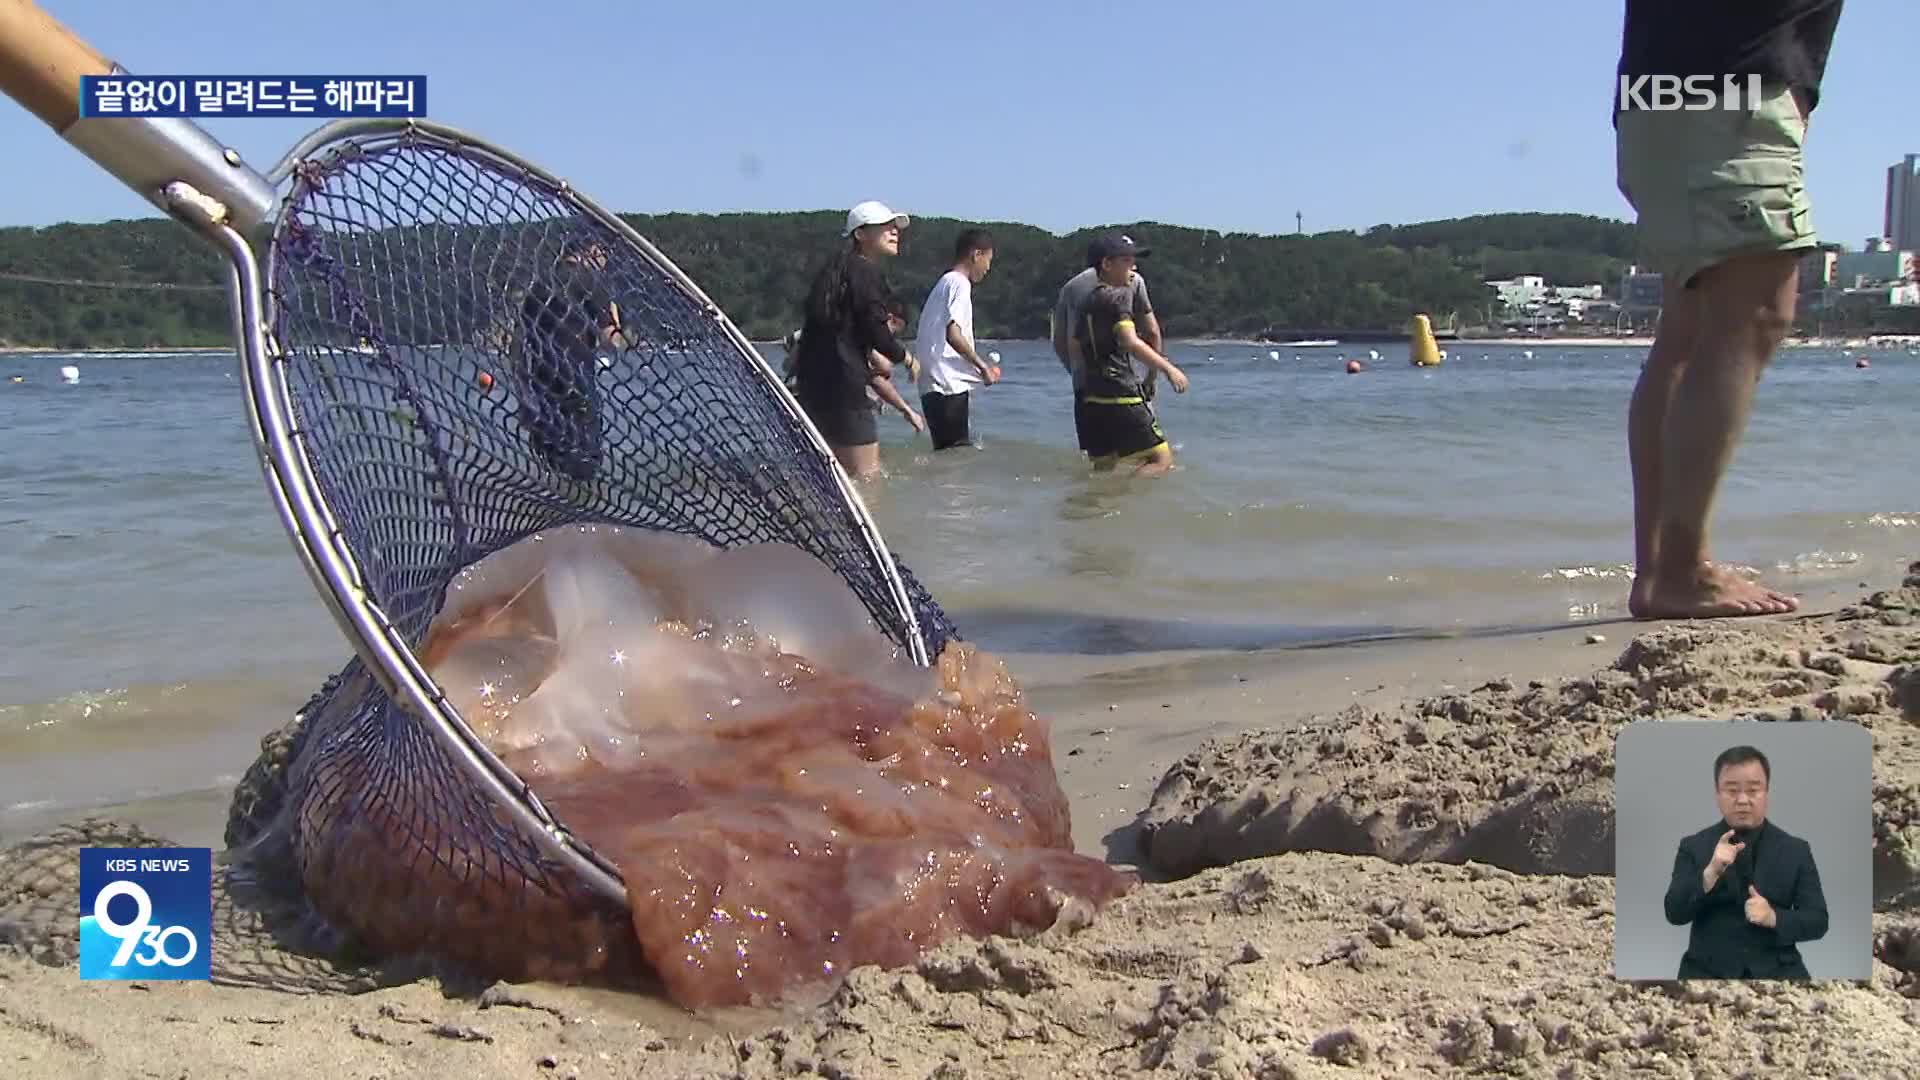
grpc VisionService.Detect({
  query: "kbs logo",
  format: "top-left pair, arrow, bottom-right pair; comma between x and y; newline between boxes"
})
78,847 -> 212,981
1618,74 -> 1764,112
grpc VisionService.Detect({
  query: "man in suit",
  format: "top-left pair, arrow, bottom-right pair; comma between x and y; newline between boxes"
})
1663,745 -> 1829,978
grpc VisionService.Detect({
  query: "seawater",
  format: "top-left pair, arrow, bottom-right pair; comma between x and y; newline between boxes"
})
1,341 -> 1914,827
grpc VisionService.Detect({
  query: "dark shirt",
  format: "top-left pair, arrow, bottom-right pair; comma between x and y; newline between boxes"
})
794,252 -> 906,408
1073,285 -> 1148,402
518,267 -> 612,403
521,268 -> 611,364
1663,818 -> 1829,979
1617,0 -> 1844,113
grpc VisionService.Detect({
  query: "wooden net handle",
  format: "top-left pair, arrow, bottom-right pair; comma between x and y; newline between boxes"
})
0,0 -> 112,131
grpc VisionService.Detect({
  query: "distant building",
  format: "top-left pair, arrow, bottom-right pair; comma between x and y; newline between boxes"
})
1834,246 -> 1916,289
1798,248 -> 1838,291
1620,266 -> 1664,308
1486,275 -> 1549,312
1484,276 -> 1612,329
1887,154 -> 1920,253
1830,282 -> 1920,314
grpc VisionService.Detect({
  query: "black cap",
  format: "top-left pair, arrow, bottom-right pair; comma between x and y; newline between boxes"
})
1086,232 -> 1151,268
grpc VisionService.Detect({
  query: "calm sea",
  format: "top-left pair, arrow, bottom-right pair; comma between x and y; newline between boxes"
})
2,340 -> 1915,828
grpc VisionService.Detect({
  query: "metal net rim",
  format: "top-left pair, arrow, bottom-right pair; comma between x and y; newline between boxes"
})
245,118 -> 930,911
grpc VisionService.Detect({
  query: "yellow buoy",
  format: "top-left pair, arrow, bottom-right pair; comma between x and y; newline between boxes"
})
1408,314 -> 1442,367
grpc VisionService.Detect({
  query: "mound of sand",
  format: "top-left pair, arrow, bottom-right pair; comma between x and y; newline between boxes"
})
1140,565 -> 1920,906
4,565 -> 1920,1077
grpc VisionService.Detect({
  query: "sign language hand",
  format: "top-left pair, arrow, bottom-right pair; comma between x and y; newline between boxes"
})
1745,886 -> 1777,928
1710,830 -> 1745,872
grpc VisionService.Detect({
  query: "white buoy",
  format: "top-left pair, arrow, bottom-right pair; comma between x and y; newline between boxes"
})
597,355 -> 612,370
59,365 -> 79,383
1523,349 -> 1534,359
1367,349 -> 1381,361
988,350 -> 1001,363
1268,349 -> 1280,360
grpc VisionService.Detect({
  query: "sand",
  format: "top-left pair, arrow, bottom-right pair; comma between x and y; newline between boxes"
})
5,568 -> 1920,1078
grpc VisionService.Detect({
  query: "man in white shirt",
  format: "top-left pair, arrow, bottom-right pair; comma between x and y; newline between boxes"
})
915,228 -> 999,450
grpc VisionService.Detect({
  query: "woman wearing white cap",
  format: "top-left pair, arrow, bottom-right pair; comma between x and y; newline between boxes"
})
791,200 -> 912,479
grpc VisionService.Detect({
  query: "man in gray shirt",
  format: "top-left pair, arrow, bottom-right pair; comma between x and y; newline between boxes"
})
1051,233 -> 1162,396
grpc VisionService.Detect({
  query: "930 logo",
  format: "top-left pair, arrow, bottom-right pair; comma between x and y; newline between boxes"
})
78,847 -> 212,981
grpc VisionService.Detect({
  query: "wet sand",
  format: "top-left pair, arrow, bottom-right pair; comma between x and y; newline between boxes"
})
4,570 -> 1919,1077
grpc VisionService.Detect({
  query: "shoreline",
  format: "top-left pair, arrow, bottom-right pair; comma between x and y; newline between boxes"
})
0,578 -> 1870,859
7,337 -> 1915,357
0,344 -> 229,355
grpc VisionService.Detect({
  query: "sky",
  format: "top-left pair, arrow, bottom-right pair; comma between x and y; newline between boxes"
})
2,0 -> 1912,249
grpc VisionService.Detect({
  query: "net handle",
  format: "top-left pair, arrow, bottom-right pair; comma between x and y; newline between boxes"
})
0,0 -> 110,131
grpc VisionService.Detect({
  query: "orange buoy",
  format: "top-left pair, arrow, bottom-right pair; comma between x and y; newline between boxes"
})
1346,359 -> 1363,374
478,371 -> 495,390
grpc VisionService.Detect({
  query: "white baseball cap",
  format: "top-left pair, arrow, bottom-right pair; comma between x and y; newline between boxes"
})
844,200 -> 910,237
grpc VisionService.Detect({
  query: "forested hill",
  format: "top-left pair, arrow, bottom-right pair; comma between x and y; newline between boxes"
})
0,211 -> 1636,349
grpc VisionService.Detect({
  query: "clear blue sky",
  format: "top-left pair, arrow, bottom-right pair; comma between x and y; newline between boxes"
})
4,0 -> 1911,249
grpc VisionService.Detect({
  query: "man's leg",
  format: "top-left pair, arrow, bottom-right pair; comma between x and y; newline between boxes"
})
1638,252 -> 1802,618
834,442 -> 882,479
1619,79 -> 1812,619
1131,443 -> 1174,478
1114,403 -> 1173,478
922,390 -> 971,451
1627,280 -> 1704,616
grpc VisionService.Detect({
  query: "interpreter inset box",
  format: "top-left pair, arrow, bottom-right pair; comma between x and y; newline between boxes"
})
1613,719 -> 1871,981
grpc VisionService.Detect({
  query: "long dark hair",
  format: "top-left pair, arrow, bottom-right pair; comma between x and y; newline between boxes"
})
806,237 -> 863,328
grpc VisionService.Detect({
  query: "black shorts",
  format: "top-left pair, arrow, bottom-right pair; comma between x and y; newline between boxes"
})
1074,397 -> 1166,462
515,347 -> 603,482
920,390 -> 971,450
799,389 -> 879,447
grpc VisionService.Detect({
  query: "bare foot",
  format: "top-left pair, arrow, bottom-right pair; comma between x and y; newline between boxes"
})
1635,563 -> 1799,620
1629,575 -> 1655,619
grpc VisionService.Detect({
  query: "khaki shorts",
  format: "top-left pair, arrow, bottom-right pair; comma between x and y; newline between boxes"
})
1615,82 -> 1817,289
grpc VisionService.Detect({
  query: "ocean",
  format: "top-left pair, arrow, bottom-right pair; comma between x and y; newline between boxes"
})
2,340 -> 1915,832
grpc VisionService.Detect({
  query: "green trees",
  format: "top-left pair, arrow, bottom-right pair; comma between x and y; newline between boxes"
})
0,210 -> 1642,348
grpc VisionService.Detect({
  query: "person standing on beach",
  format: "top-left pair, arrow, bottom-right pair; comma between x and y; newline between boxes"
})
792,201 -> 913,480
1069,270 -> 1189,476
1615,0 -> 1843,619
914,229 -> 999,451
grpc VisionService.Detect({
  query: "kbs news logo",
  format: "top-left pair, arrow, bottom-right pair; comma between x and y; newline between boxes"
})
78,847 -> 213,981
1618,74 -> 1764,112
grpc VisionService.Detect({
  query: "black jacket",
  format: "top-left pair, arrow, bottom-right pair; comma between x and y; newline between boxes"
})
793,252 -> 905,408
1663,818 -> 1828,979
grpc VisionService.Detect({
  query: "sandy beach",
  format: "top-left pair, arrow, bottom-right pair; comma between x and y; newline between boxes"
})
4,562 -> 1918,1078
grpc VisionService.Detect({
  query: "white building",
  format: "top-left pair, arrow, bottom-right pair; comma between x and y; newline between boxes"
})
1483,275 -> 1616,328
1486,275 -> 1548,312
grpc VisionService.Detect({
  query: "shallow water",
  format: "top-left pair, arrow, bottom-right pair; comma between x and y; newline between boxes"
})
1,340 -> 1914,829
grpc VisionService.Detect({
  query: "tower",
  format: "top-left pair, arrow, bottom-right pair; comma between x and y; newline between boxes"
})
1887,155 -> 1920,252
